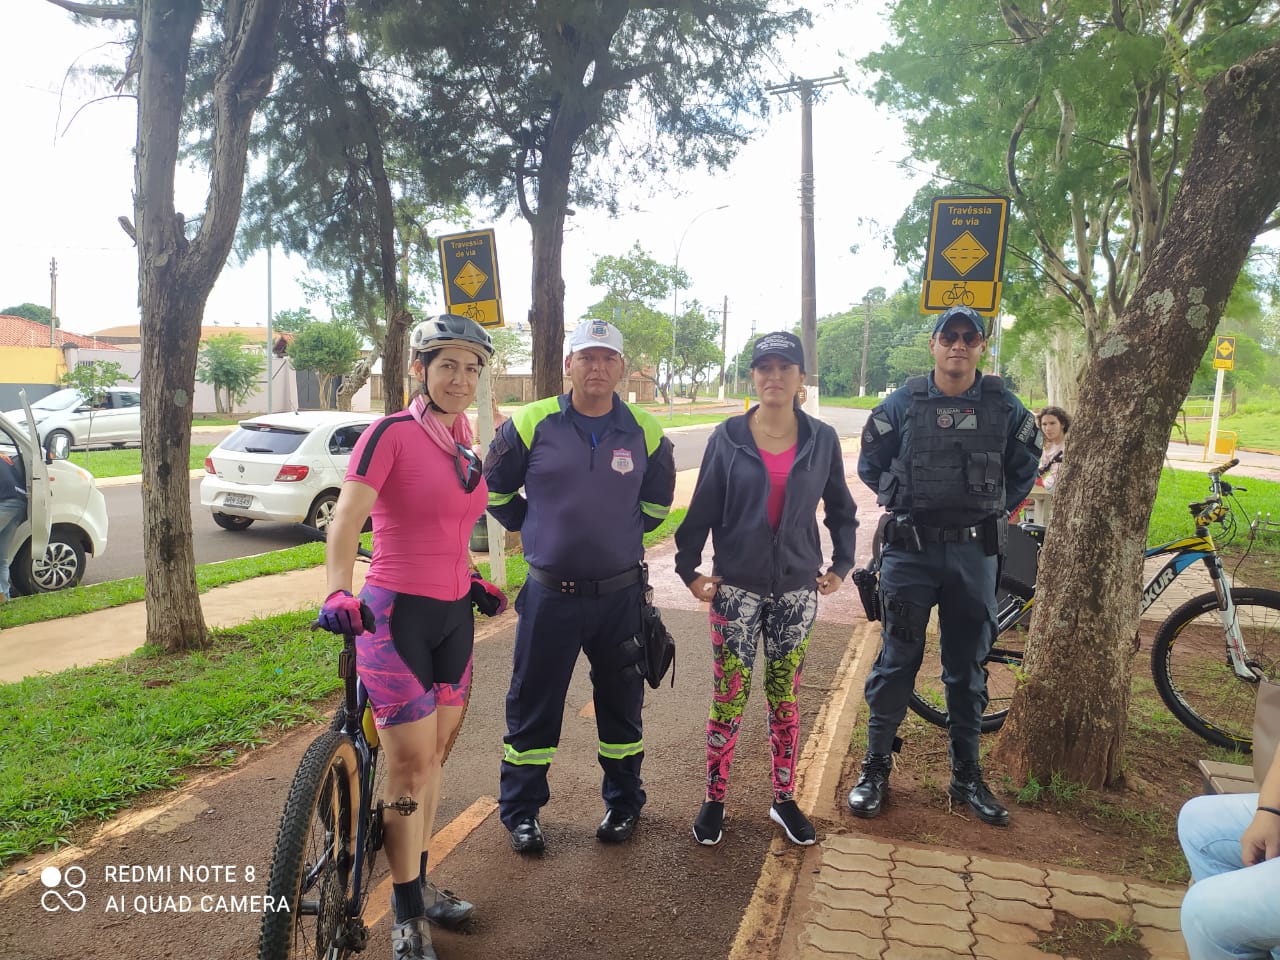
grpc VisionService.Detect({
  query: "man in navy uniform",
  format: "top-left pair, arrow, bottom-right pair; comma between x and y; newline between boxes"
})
484,319 -> 676,853
848,305 -> 1040,827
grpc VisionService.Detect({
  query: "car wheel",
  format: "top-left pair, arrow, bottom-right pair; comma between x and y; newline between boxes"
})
212,512 -> 255,531
12,530 -> 87,593
306,493 -> 340,531
45,429 -> 73,458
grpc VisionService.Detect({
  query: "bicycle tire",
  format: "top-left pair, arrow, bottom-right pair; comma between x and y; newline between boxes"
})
260,730 -> 362,960
1150,587 -> 1280,752
329,704 -> 385,917
907,575 -> 1033,732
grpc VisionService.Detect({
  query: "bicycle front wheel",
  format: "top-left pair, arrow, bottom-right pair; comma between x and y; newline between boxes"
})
260,730 -> 362,960
908,575 -> 1032,732
1151,588 -> 1280,751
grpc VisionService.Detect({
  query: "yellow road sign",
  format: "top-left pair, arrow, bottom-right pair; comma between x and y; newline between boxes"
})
437,229 -> 505,328
921,196 -> 1010,316
1213,335 -> 1235,370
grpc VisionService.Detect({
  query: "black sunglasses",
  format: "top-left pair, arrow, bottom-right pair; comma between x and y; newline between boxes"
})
454,443 -> 482,493
937,329 -> 985,347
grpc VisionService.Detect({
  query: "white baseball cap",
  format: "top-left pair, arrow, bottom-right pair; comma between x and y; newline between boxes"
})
566,319 -> 624,356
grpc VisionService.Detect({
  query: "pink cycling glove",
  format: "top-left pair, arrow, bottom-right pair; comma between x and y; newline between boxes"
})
469,573 -> 509,617
318,590 -> 374,635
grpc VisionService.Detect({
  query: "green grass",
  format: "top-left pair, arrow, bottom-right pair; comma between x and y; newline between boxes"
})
1147,465 -> 1280,553
1178,402 -> 1280,453
0,610 -> 339,865
820,395 -> 882,410
67,445 -> 215,479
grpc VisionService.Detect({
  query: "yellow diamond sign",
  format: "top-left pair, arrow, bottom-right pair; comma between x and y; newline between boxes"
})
942,231 -> 989,277
1213,335 -> 1235,370
453,261 -> 489,299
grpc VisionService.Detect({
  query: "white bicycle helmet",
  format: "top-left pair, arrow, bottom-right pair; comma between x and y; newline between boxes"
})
409,314 -> 494,361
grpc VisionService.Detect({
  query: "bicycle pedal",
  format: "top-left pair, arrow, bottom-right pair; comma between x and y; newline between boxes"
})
385,795 -> 419,816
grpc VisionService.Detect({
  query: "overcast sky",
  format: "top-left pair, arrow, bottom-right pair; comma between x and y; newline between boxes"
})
1,2 -> 920,359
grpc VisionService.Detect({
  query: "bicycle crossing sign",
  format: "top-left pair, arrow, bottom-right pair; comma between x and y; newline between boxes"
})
437,229 -> 505,328
920,196 -> 1010,316
1213,335 -> 1236,370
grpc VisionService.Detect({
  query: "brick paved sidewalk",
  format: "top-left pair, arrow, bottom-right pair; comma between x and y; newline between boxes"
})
784,834 -> 1187,960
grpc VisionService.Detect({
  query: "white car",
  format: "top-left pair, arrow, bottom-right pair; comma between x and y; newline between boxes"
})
0,397 -> 110,593
2,385 -> 142,454
200,410 -> 379,532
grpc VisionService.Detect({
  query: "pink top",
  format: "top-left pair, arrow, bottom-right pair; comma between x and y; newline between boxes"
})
760,446 -> 796,532
346,413 -> 487,600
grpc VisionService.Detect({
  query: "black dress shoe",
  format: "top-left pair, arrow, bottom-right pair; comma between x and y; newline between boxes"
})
596,809 -> 639,843
847,752 -> 893,819
949,762 -> 1010,826
508,815 -> 545,853
422,877 -> 474,929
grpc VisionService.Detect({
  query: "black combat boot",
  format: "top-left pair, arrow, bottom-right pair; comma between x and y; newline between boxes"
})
847,752 -> 893,819
949,760 -> 1010,826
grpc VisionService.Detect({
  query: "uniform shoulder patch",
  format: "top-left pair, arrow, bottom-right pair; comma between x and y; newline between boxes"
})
861,411 -> 894,447
1016,410 -> 1040,448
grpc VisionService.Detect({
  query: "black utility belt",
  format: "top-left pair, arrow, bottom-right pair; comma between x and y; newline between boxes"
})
914,524 -> 985,543
527,565 -> 643,596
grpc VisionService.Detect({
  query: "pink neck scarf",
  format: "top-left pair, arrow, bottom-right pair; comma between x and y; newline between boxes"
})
409,393 -> 475,456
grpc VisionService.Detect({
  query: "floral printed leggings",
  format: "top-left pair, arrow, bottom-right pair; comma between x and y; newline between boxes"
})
705,584 -> 818,803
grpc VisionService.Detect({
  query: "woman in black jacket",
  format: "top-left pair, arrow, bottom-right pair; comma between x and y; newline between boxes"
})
674,331 -> 857,847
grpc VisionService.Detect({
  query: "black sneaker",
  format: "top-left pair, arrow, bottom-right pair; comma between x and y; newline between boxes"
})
770,799 -> 816,846
692,801 -> 724,846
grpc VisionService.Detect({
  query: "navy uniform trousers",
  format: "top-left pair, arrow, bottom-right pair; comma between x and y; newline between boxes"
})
499,576 -> 647,829
864,537 -> 998,763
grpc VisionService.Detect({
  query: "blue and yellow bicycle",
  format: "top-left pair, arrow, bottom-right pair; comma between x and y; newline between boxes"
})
908,459 -> 1280,750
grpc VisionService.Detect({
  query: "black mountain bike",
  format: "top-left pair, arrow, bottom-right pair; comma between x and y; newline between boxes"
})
906,459 -> 1280,751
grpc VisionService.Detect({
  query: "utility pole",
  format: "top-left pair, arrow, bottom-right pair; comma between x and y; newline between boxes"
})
768,72 -> 843,414
264,145 -> 274,415
859,298 -> 872,397
717,294 -> 729,400
49,257 -> 58,347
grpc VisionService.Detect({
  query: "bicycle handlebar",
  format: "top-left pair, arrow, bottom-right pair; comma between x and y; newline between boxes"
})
1208,458 -> 1239,478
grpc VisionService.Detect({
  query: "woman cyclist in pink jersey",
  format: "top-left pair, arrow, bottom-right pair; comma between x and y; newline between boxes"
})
317,315 -> 506,960
674,331 -> 857,848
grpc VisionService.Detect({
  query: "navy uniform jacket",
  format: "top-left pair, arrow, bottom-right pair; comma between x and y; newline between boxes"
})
859,372 -> 1040,524
484,392 -> 676,580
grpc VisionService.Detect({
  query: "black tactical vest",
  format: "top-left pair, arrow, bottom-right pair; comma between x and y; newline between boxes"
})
891,375 -> 1007,522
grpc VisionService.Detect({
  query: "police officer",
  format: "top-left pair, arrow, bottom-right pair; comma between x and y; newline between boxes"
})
484,319 -> 676,853
848,305 -> 1040,827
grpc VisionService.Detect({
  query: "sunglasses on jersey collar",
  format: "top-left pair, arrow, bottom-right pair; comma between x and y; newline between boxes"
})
936,329 -> 985,347
454,443 -> 482,493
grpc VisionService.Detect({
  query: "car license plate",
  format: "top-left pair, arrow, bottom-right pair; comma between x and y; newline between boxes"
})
223,493 -> 253,508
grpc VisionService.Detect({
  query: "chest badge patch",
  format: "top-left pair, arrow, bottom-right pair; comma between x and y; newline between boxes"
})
611,448 -> 634,475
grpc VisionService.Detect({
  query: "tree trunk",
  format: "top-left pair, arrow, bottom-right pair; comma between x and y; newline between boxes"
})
991,42 -> 1280,787
133,0 -> 283,652
528,139 -> 572,400
1043,326 -> 1079,411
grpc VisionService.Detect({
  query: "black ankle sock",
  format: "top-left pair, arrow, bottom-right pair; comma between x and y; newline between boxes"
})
393,879 -> 425,923
420,851 -> 429,883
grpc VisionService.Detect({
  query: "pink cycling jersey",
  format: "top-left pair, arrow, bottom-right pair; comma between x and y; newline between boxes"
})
346,412 -> 486,600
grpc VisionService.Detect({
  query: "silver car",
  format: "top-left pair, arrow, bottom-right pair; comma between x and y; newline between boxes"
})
2,386 -> 142,453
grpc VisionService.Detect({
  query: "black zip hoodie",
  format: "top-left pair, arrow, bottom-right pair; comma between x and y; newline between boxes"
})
674,407 -> 858,596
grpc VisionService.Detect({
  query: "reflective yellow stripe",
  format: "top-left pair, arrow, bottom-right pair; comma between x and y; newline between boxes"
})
512,397 -> 562,449
626,403 -> 665,455
503,744 -> 556,766
641,501 -> 669,520
598,739 -> 644,761
489,490 -> 516,506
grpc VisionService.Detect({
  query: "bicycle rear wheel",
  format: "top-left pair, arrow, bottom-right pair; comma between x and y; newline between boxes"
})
907,575 -> 1033,732
1150,587 -> 1280,751
260,730 -> 362,960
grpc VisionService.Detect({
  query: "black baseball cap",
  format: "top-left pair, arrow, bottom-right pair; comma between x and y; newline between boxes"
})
932,305 -> 987,338
751,331 -> 805,368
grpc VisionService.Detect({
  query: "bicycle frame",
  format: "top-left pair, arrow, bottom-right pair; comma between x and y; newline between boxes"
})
335,640 -> 380,924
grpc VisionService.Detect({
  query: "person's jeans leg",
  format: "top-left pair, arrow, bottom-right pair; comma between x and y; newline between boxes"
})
0,498 -> 27,600
1178,792 -> 1280,960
